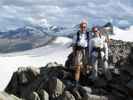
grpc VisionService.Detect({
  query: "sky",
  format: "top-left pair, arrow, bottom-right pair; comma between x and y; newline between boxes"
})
0,0 -> 133,31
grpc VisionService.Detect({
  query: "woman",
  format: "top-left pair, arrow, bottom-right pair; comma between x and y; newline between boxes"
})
89,26 -> 111,81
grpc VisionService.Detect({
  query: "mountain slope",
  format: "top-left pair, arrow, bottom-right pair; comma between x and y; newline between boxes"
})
0,25 -> 56,53
111,26 -> 133,41
0,37 -> 72,91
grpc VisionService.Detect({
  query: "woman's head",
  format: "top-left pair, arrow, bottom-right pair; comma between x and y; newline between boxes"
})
92,26 -> 101,37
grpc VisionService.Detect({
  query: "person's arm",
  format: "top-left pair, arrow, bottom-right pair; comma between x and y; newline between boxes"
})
104,41 -> 108,60
89,39 -> 92,59
72,34 -> 77,44
90,32 -> 94,39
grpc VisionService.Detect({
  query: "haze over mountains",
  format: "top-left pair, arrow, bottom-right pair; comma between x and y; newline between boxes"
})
0,23 -> 83,53
0,25 -> 63,53
0,21 -> 132,53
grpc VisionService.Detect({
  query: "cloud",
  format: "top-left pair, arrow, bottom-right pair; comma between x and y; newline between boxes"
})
0,0 -> 133,31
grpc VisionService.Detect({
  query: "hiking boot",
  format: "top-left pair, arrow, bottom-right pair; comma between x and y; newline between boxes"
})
88,70 -> 98,82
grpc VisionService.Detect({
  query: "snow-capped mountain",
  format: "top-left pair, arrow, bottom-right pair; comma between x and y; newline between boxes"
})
0,25 -> 56,53
0,25 -> 48,39
0,22 -> 118,53
49,26 -> 66,32
0,23 -> 78,53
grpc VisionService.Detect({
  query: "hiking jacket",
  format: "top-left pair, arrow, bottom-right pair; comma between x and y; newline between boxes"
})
89,35 -> 108,60
73,31 -> 92,48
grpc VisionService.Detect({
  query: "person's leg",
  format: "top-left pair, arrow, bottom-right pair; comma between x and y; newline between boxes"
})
103,60 -> 112,81
89,52 -> 98,80
85,48 -> 89,64
101,51 -> 112,81
74,50 -> 82,84
81,49 -> 88,75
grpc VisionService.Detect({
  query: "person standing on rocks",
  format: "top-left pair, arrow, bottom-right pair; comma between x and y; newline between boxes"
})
72,21 -> 92,86
89,26 -> 112,81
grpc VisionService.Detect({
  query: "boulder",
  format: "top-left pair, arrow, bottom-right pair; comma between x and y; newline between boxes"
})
126,79 -> 133,96
79,86 -> 92,97
82,94 -> 108,100
45,62 -> 63,68
0,92 -> 22,100
58,91 -> 75,100
127,79 -> 133,90
5,72 -> 19,96
17,67 -> 40,84
37,89 -> 49,100
71,87 -> 82,100
47,77 -> 65,98
29,92 -> 40,100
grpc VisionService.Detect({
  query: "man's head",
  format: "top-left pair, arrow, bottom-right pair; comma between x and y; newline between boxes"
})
80,21 -> 87,33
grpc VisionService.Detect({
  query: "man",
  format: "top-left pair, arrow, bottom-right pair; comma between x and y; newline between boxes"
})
89,26 -> 111,81
72,21 -> 91,85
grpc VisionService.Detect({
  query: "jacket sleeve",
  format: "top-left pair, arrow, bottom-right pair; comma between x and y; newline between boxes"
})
104,41 -> 108,60
89,32 -> 94,40
89,39 -> 92,59
72,34 -> 77,45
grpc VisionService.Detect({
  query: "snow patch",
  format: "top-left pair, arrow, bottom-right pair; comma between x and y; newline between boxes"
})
53,37 -> 72,44
0,37 -> 72,91
110,26 -> 133,42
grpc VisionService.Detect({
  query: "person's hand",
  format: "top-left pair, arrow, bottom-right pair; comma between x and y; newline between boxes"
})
104,55 -> 108,61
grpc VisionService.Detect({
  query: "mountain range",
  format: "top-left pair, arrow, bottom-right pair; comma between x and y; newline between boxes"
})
0,22 -> 113,53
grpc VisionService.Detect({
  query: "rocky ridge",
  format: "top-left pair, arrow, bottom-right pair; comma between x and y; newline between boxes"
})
1,39 -> 133,100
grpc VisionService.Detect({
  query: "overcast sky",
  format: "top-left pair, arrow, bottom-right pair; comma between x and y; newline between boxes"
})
0,0 -> 133,31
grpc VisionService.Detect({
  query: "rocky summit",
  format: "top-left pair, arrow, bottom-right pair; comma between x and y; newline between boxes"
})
1,39 -> 133,100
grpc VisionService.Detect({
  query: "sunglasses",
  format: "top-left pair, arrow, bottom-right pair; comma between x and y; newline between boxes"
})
93,28 -> 99,32
94,30 -> 99,32
81,26 -> 86,28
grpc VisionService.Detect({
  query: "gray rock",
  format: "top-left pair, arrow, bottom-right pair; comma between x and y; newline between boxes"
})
38,89 -> 49,100
129,47 -> 133,64
29,92 -> 40,100
93,78 -> 107,88
5,67 -> 42,99
121,65 -> 133,76
92,88 -> 108,95
5,72 -> 19,96
59,91 -> 75,100
127,79 -> 133,90
79,86 -> 92,97
109,84 -> 127,96
112,56 -> 118,64
0,92 -> 22,100
45,62 -> 63,68
48,77 -> 65,98
112,68 -> 120,75
82,94 -> 108,100
17,67 -> 40,84
111,90 -> 127,100
71,87 -> 82,100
